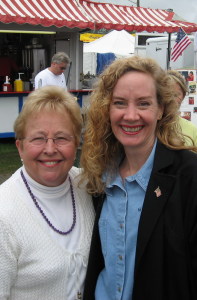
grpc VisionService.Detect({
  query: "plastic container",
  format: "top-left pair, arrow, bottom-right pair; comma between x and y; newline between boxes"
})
24,81 -> 30,91
2,76 -> 12,92
14,73 -> 24,92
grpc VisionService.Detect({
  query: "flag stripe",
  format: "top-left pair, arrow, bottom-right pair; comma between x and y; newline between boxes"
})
171,28 -> 192,62
171,38 -> 192,59
172,37 -> 189,52
171,42 -> 191,61
171,40 -> 192,61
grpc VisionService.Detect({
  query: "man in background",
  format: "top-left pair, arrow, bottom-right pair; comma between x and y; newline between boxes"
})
34,52 -> 70,90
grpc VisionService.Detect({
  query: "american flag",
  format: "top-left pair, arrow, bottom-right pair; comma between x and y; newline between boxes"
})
171,28 -> 192,62
154,186 -> 162,198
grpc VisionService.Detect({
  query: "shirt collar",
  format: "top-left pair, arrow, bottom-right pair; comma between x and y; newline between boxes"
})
106,139 -> 157,191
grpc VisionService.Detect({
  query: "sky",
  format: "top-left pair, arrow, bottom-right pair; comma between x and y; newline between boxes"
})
140,0 -> 197,23
94,0 -> 197,24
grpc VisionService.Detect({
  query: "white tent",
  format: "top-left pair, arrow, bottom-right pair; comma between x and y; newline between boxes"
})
83,30 -> 135,55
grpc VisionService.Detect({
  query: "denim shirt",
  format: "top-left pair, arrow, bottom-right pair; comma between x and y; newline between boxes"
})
95,140 -> 157,300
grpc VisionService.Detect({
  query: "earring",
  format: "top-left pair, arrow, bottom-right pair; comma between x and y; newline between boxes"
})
21,158 -> 24,164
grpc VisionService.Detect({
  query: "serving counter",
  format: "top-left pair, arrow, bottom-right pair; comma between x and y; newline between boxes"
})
0,89 -> 92,138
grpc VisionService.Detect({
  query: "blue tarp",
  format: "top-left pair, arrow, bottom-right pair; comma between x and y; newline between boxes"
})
96,53 -> 116,75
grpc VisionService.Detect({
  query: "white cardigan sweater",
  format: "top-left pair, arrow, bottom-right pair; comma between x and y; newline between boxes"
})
0,167 -> 95,299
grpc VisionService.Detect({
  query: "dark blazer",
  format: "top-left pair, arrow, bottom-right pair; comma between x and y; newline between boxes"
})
84,142 -> 197,300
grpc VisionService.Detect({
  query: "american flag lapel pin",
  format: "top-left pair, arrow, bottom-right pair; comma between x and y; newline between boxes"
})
154,186 -> 162,198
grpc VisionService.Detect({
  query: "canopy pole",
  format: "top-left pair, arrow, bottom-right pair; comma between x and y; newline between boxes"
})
167,32 -> 172,70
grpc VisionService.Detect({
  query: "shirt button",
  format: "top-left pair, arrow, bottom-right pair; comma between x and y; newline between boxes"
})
119,255 -> 123,260
138,207 -> 142,212
120,223 -> 124,229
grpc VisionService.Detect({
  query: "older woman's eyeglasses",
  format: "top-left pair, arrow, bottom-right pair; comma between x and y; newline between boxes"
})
22,135 -> 74,147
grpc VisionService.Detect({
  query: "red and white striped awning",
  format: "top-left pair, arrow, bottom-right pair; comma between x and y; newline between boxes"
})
0,0 -> 94,29
80,0 -> 197,33
0,0 -> 196,33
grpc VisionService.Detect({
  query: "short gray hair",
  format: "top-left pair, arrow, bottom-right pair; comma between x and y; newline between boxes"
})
51,52 -> 70,64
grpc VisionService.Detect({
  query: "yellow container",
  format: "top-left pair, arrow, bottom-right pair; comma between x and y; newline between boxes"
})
14,79 -> 24,92
14,73 -> 24,92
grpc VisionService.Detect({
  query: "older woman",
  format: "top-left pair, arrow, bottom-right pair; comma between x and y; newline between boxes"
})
167,69 -> 197,146
0,86 -> 94,299
81,56 -> 197,300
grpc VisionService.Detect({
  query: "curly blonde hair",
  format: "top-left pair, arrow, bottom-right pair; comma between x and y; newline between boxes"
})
80,56 -> 197,194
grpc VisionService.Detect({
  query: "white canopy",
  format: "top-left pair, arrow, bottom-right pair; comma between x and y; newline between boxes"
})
83,30 -> 135,55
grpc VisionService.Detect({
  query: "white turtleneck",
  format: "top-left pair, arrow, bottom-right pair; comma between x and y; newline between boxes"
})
21,166 -> 81,250
0,166 -> 95,300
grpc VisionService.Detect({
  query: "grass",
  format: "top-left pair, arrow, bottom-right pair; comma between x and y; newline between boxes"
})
0,139 -> 21,175
0,138 -> 81,177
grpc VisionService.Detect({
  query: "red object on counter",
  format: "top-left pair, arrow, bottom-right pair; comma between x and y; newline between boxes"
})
2,83 -> 12,92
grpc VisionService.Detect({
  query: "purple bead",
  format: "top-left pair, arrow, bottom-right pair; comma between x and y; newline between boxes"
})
20,170 -> 76,235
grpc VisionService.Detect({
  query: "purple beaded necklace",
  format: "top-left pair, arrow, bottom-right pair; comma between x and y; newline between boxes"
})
20,170 -> 76,235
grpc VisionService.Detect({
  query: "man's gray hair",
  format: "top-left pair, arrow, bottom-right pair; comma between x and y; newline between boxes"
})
51,52 -> 70,64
